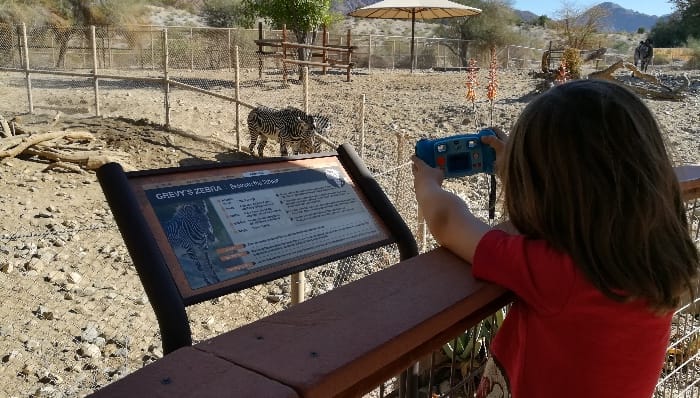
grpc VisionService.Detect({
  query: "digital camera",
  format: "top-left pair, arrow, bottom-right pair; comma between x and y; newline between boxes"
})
415,129 -> 497,178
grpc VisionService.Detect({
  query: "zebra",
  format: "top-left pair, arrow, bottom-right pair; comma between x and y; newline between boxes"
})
634,39 -> 653,72
247,106 -> 325,157
163,200 -> 220,286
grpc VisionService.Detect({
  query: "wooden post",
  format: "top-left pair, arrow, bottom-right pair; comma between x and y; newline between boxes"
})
303,66 -> 309,113
322,25 -> 328,75
90,26 -> 101,117
190,27 -> 194,71
368,34 -> 372,73
395,132 -> 404,201
21,23 -> 33,114
235,46 -> 241,150
346,29 -> 352,82
416,208 -> 426,252
282,25 -> 288,85
227,28 -> 232,72
257,22 -> 263,79
293,62 -> 308,305
359,94 -> 366,159
163,28 -> 171,129
150,28 -> 155,70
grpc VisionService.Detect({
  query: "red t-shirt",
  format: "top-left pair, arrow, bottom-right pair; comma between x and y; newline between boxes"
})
472,230 -> 672,398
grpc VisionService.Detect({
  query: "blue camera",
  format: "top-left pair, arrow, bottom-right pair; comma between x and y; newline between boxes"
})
415,129 -> 497,178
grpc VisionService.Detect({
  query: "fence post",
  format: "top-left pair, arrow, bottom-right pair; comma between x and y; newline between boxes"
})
506,45 -> 510,69
21,23 -> 34,114
346,29 -> 352,82
90,26 -> 100,117
162,28 -> 171,129
368,34 -> 372,73
150,28 -> 155,70
303,66 -> 309,113
257,22 -> 263,79
360,94 -> 366,159
227,28 -> 232,72
235,45 -> 240,151
190,27 -> 194,71
292,62 -> 308,306
282,25 -> 288,85
322,24 -> 328,75
395,132 -> 404,202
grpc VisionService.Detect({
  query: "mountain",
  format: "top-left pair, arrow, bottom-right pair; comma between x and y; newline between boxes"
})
594,2 -> 666,32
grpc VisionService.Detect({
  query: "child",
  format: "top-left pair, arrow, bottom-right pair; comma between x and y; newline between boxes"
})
412,79 -> 699,397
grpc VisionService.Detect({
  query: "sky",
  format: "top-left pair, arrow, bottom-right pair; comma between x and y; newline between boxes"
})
510,0 -> 675,17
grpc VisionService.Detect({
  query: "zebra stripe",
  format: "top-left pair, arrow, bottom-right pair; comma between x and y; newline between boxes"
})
164,201 -> 220,285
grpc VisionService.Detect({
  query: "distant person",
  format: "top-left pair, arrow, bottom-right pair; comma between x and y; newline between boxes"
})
412,79 -> 698,397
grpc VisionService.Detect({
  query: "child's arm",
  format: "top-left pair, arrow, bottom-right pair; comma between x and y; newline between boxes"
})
412,156 -> 490,263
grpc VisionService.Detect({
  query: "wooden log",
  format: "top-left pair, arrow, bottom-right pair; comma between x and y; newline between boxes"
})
0,115 -> 11,138
0,131 -> 94,158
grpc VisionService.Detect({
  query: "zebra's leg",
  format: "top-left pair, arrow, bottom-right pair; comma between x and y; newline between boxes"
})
258,135 -> 268,157
279,139 -> 289,156
249,129 -> 258,154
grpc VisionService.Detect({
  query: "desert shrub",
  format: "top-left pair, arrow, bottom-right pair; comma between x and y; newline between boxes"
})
562,47 -> 582,79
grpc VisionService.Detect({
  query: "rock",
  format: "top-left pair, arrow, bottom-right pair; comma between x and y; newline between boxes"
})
81,325 -> 99,343
78,343 -> 102,359
2,350 -> 20,363
67,272 -> 82,284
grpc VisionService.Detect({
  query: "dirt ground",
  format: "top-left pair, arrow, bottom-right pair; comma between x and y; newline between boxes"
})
0,65 -> 698,397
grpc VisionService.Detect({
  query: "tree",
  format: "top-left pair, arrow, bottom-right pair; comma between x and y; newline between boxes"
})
670,0 -> 700,39
202,0 -> 254,28
551,1 -> 609,49
650,0 -> 699,46
243,0 -> 336,78
433,0 -> 518,66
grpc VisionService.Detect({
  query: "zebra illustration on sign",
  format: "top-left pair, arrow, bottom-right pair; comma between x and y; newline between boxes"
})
163,200 -> 220,287
247,106 -> 328,157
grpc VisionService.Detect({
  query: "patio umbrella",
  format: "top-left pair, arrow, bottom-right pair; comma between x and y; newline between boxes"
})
348,0 -> 482,72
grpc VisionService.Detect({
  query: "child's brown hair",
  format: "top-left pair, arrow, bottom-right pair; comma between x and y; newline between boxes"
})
502,79 -> 698,311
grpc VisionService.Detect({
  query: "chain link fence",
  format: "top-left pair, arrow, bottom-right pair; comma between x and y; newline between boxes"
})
0,22 -> 697,397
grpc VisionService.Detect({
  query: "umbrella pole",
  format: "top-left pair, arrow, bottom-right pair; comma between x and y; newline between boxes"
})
410,10 -> 416,73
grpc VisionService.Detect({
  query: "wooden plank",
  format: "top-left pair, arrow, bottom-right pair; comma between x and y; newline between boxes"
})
282,59 -> 353,69
89,347 -> 299,398
195,248 -> 511,398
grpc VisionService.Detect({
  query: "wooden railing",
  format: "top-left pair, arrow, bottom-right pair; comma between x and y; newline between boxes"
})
89,165 -> 700,398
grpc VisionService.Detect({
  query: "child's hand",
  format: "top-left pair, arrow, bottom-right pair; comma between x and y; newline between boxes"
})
411,155 -> 444,192
481,127 -> 508,175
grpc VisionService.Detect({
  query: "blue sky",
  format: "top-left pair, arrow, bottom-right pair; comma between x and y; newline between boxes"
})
510,1 -> 675,17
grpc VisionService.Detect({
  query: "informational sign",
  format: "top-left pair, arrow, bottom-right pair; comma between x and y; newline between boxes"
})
127,156 -> 390,297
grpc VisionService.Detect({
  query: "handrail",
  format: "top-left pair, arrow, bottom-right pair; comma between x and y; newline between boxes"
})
88,165 -> 700,397
676,164 -> 700,201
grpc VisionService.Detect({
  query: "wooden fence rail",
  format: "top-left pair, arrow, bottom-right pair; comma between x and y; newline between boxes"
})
255,23 -> 356,82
